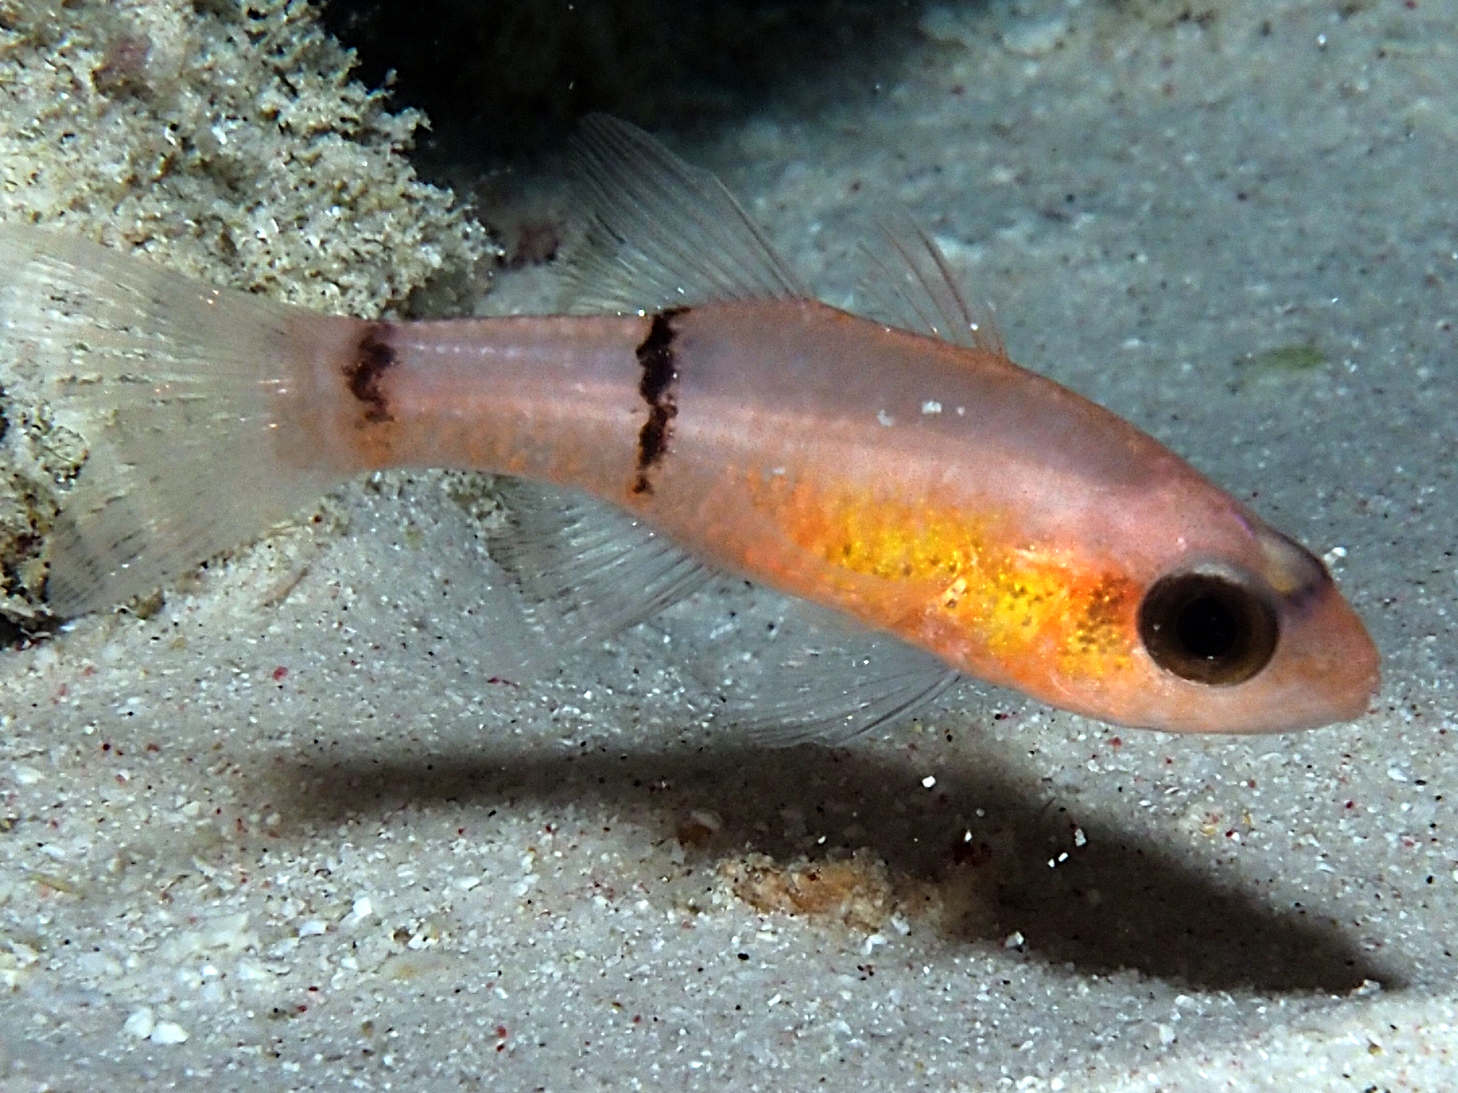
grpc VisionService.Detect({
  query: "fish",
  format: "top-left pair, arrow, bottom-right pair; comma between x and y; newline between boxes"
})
0,115 -> 1378,738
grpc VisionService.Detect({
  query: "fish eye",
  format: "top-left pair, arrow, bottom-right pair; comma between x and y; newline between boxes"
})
1137,567 -> 1279,685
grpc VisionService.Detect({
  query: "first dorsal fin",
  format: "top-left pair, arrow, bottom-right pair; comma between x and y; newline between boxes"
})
853,215 -> 1005,355
560,116 -> 1005,365
559,115 -> 808,315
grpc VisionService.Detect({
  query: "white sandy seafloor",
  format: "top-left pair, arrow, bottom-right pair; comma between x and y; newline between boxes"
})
3,0 -> 1458,1090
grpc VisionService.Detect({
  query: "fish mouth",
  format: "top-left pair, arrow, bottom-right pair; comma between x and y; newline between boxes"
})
1310,604 -> 1381,723
1127,534 -> 1379,732
1103,573 -> 1380,735
1207,524 -> 1379,731
1237,579 -> 1380,733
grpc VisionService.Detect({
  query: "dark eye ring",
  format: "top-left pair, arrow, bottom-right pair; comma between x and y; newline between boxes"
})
1137,567 -> 1279,685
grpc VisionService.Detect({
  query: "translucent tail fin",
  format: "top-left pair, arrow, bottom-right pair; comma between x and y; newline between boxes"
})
0,227 -> 354,615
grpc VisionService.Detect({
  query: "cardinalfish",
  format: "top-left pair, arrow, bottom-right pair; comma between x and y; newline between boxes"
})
0,116 -> 1377,737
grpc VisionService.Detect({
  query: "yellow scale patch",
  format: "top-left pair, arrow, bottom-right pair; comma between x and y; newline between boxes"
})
776,486 -> 1136,681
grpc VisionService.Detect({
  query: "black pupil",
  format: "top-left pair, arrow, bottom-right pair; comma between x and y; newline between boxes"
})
1175,595 -> 1239,660
1137,568 -> 1280,685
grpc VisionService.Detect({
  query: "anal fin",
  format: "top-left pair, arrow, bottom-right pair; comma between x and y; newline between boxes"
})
486,482 -> 711,663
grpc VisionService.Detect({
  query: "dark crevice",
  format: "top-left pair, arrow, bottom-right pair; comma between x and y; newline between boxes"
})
317,0 -> 936,167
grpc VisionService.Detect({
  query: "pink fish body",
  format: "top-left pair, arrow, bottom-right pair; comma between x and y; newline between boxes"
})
0,117 -> 1378,736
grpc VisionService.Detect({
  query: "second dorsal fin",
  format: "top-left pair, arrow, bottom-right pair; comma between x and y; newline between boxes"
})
558,115 -> 808,315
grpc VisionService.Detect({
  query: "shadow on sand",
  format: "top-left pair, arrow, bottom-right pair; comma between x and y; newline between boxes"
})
269,735 -> 1403,994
